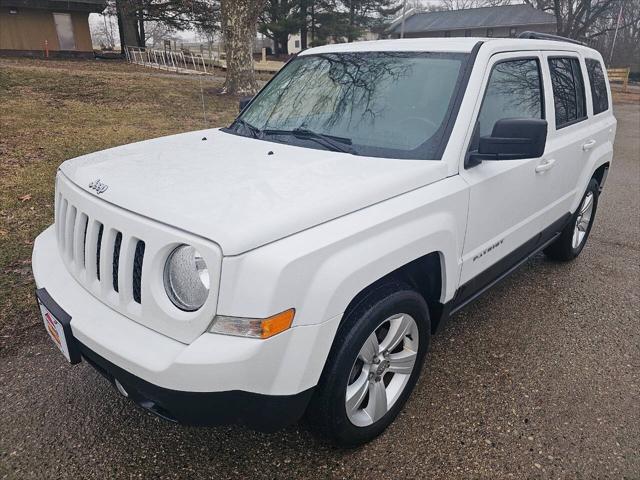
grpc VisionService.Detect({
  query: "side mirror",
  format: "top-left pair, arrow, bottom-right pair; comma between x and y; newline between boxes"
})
466,118 -> 547,168
239,96 -> 253,112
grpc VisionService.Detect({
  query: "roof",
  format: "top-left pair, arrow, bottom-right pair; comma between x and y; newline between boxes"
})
301,37 -> 594,56
389,5 -> 556,34
302,38 -> 481,55
0,0 -> 106,12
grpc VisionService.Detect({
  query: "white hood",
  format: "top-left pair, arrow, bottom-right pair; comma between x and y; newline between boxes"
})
60,129 -> 447,255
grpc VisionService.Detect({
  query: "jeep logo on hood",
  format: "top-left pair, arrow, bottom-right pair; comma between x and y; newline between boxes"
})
88,179 -> 108,194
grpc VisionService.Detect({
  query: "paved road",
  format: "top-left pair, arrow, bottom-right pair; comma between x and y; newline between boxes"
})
1,104 -> 638,480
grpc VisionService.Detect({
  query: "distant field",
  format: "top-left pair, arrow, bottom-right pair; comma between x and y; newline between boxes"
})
0,58 -> 241,352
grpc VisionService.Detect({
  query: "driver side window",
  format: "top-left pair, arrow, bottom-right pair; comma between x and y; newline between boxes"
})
477,58 -> 544,138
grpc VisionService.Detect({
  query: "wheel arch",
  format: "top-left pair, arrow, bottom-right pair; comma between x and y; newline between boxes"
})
340,251 -> 446,334
592,162 -> 610,192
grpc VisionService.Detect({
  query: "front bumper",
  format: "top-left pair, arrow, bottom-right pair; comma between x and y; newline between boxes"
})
32,226 -> 341,429
79,341 -> 314,431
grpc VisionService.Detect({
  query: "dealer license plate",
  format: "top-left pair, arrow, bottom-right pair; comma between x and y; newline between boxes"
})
36,289 -> 80,364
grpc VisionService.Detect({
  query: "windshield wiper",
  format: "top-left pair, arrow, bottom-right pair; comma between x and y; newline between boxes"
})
262,128 -> 354,154
231,118 -> 262,139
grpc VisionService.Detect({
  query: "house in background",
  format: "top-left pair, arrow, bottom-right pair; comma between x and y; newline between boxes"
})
0,0 -> 105,57
388,4 -> 556,39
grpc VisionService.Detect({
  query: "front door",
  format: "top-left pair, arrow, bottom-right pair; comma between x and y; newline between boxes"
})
459,52 -> 552,291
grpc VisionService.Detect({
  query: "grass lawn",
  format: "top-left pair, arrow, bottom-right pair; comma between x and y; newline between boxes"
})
0,58 -> 243,352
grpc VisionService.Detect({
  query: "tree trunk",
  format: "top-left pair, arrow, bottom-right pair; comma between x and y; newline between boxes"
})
138,11 -> 145,47
221,0 -> 265,95
276,32 -> 289,55
220,0 -> 264,95
116,0 -> 141,49
115,1 -> 126,54
300,0 -> 308,50
348,0 -> 355,42
310,1 -> 315,45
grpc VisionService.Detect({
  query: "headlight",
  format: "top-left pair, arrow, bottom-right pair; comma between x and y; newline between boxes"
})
163,244 -> 209,311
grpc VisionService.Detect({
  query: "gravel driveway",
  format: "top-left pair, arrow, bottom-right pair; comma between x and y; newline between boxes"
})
1,103 -> 638,480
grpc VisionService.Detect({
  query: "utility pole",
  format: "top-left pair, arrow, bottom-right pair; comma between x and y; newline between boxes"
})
608,0 -> 624,66
400,0 -> 407,39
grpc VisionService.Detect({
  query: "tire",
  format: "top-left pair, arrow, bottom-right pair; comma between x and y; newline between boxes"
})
544,178 -> 599,261
306,280 -> 430,447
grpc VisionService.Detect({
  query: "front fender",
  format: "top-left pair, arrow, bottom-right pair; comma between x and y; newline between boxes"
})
217,175 -> 469,327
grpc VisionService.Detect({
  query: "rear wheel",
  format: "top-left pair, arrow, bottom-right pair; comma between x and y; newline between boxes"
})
544,178 -> 599,261
306,281 -> 430,447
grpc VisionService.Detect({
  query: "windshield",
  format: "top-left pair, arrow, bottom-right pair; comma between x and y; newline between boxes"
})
229,51 -> 469,160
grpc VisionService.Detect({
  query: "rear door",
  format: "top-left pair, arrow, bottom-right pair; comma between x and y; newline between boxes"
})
537,51 -> 592,229
459,52 -> 551,287
580,56 -> 616,192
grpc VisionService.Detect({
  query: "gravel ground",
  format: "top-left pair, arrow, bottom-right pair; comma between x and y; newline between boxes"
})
1,104 -> 638,480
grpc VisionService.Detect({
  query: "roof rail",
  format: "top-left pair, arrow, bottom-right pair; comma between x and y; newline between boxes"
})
517,31 -> 586,46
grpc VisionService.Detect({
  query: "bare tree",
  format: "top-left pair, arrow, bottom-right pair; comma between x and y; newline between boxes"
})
93,13 -> 119,49
440,0 -> 511,10
522,0 -> 631,41
221,0 -> 266,95
144,21 -> 176,47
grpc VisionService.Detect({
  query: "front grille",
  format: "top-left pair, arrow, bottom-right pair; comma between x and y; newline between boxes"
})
54,174 -> 223,344
56,193 -> 146,305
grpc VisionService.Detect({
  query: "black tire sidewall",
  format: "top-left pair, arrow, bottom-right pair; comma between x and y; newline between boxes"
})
312,284 -> 430,447
544,177 -> 600,261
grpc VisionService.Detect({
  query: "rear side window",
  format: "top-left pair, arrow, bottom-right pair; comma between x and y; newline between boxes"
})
548,57 -> 587,128
586,59 -> 609,115
477,58 -> 543,137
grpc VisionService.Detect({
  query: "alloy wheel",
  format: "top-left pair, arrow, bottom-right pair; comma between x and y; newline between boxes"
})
573,191 -> 594,249
345,313 -> 419,427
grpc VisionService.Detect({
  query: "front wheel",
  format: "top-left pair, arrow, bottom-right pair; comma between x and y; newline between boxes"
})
306,282 -> 430,447
544,178 -> 599,261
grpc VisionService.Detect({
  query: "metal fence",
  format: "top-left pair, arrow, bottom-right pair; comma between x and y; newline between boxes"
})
125,46 -> 218,75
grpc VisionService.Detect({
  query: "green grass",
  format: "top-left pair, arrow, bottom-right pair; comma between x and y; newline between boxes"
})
0,58 -> 242,352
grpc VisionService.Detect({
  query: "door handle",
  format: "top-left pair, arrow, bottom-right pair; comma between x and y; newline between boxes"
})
582,139 -> 597,151
535,158 -> 556,173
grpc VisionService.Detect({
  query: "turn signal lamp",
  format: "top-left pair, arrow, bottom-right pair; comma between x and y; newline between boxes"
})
209,309 -> 295,339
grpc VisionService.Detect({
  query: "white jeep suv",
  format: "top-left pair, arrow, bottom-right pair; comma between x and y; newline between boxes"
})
32,35 -> 616,446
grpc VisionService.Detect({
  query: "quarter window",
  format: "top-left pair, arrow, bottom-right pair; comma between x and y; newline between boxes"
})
586,59 -> 609,115
476,58 -> 543,137
548,57 -> 587,127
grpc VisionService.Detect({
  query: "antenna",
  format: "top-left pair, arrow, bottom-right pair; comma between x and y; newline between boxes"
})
199,75 -> 208,130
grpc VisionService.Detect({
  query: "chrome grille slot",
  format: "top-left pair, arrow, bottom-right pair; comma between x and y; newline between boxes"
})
64,205 -> 77,261
132,240 -> 145,304
96,223 -> 104,281
112,232 -> 122,292
80,214 -> 89,268
58,198 -> 68,252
